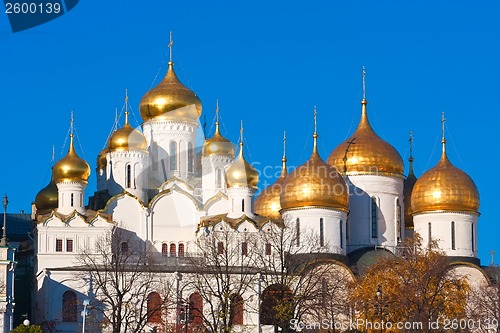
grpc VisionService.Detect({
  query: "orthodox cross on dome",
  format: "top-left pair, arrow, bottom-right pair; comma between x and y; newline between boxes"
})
441,112 -> 446,152
51,145 -> 55,163
215,99 -> 220,124
124,89 -> 129,125
313,106 -> 318,151
70,110 -> 75,137
240,120 -> 244,146
362,66 -> 367,101
283,131 -> 287,160
408,131 -> 414,174
168,31 -> 174,63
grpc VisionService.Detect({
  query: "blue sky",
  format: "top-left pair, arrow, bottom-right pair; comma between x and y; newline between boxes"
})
1,1 -> 498,264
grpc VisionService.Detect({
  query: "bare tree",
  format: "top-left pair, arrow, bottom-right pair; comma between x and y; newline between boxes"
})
184,224 -> 260,333
75,227 -> 175,333
468,267 -> 500,333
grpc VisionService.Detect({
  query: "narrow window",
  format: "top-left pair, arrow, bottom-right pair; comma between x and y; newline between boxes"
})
188,293 -> 203,324
230,294 -> 244,325
56,239 -> 63,252
296,218 -> 300,247
66,239 -> 73,252
188,143 -> 194,173
241,242 -> 248,256
217,242 -> 224,254
319,218 -> 324,247
70,193 -> 74,207
62,291 -> 77,322
147,292 -> 162,323
396,198 -> 402,241
241,199 -> 245,212
340,220 -> 343,249
471,224 -> 475,251
161,243 -> 168,256
321,278 -> 328,306
265,243 -> 272,256
346,218 -> 349,240
126,164 -> 132,188
371,197 -> 378,238
170,141 -> 177,170
216,169 -> 222,189
451,221 -> 456,250
428,222 -> 432,246
121,242 -> 129,255
170,243 -> 176,257
178,243 -> 185,257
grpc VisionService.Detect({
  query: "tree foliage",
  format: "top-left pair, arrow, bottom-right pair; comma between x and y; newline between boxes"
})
10,324 -> 43,333
351,235 -> 470,333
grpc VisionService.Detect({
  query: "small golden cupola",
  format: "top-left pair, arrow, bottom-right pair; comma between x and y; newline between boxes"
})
53,134 -> 91,184
97,148 -> 107,170
411,114 -> 479,214
281,109 -> 349,211
139,33 -> 202,123
403,132 -> 418,229
327,68 -> 404,176
108,92 -> 148,153
35,171 -> 58,211
225,122 -> 259,189
255,132 -> 288,219
202,101 -> 235,157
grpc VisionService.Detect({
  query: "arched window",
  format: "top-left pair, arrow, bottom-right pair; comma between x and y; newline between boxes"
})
321,278 -> 328,306
319,218 -> 324,247
216,169 -> 222,189
241,242 -> 248,256
188,143 -> 194,173
178,243 -> 185,257
371,197 -> 378,238
230,294 -> 244,325
241,199 -> 245,212
217,242 -> 224,254
340,220 -> 343,249
161,243 -> 168,256
62,291 -> 77,322
471,224 -> 475,251
70,193 -> 74,207
428,222 -> 432,247
295,218 -> 300,246
189,292 -> 203,324
265,243 -> 272,256
451,221 -> 456,250
147,292 -> 162,323
170,243 -> 176,257
396,198 -> 402,241
170,141 -> 177,170
121,242 -> 129,255
126,164 -> 132,188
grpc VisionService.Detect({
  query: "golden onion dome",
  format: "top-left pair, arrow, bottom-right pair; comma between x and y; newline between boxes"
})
97,148 -> 107,169
327,99 -> 404,176
202,121 -> 235,157
280,134 -> 349,211
139,61 -> 202,123
35,174 -> 58,211
411,143 -> 479,215
255,157 -> 288,219
226,142 -> 259,189
107,113 -> 148,152
53,134 -> 91,184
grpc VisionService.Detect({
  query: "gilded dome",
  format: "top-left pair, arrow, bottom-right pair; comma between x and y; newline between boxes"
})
327,99 -> 404,176
139,62 -> 202,123
281,135 -> 349,211
202,122 -> 234,157
53,135 -> 91,183
411,146 -> 479,215
35,175 -> 58,211
255,157 -> 287,219
226,143 -> 259,189
107,113 -> 148,152
97,148 -> 107,169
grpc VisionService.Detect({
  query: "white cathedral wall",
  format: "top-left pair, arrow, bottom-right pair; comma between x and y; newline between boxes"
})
106,151 -> 149,203
346,174 -> 404,254
143,119 -> 198,183
201,155 -> 232,203
204,195 -> 229,216
56,182 -> 87,215
281,208 -> 348,255
104,194 -> 146,239
413,212 -> 478,258
226,188 -> 256,218
149,191 -> 199,253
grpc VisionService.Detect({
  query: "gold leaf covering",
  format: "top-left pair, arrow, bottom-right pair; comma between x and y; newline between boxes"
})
411,150 -> 479,214
225,143 -> 259,189
35,176 -> 58,211
53,135 -> 91,183
327,100 -> 404,176
139,62 -> 202,123
107,124 -> 148,152
97,148 -> 107,170
254,158 -> 287,219
202,122 -> 234,157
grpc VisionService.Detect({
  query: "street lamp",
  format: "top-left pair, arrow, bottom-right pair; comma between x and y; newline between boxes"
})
22,314 -> 30,326
82,299 -> 90,333
374,285 -> 384,333
1,194 -> 8,246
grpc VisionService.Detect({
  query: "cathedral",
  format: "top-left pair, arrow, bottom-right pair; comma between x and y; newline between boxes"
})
28,39 -> 487,333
